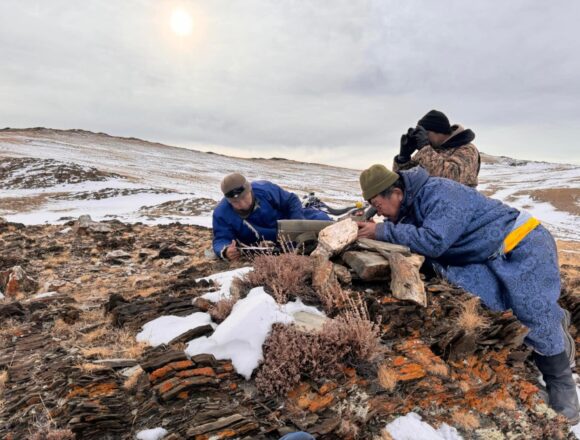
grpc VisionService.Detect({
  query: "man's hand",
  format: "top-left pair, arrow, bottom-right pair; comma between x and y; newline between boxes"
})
399,127 -> 418,160
225,240 -> 241,261
411,125 -> 430,150
356,221 -> 377,240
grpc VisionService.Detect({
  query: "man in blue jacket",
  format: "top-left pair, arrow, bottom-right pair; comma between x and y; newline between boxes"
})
212,173 -> 331,261
356,164 -> 579,423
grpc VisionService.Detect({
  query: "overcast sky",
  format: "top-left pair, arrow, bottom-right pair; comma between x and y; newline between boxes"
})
1,0 -> 579,169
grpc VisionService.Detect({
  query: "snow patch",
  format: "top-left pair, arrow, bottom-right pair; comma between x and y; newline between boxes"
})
135,427 -> 168,440
185,287 -> 324,379
385,413 -> 463,440
136,312 -> 214,347
197,267 -> 253,302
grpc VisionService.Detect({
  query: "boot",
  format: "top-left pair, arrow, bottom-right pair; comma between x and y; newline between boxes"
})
534,351 -> 580,424
563,309 -> 576,369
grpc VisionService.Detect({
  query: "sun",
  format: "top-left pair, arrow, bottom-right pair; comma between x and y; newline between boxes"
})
170,9 -> 193,36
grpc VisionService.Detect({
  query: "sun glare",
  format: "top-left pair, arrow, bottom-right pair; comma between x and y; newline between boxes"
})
170,9 -> 193,36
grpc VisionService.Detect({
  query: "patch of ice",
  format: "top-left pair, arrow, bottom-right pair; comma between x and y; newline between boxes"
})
385,413 -> 463,440
197,267 -> 253,302
185,287 -> 324,379
136,312 -> 214,347
135,427 -> 168,440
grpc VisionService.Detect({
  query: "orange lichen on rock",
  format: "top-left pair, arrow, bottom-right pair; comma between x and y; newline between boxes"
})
319,381 -> 338,395
518,381 -> 540,406
308,393 -> 334,413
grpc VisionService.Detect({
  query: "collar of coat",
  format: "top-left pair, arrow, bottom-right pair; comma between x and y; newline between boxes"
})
396,166 -> 430,222
438,124 -> 476,149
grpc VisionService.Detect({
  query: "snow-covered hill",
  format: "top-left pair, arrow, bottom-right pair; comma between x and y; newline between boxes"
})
0,128 -> 578,241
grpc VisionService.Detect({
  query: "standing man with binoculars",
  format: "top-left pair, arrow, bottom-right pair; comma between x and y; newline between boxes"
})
393,110 -> 481,188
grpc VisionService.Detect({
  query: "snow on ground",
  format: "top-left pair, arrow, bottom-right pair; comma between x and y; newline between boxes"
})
185,287 -> 324,380
385,413 -> 462,440
0,129 -> 578,241
136,312 -> 214,347
196,267 -> 253,302
135,427 -> 168,440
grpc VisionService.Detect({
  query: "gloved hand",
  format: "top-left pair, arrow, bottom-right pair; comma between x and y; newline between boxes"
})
411,125 -> 430,149
398,127 -> 418,162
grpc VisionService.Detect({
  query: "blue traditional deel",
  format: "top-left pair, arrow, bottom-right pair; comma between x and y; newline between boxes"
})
212,180 -> 330,258
375,166 -> 565,356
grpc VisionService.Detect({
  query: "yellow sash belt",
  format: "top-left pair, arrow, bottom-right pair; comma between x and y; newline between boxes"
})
503,217 -> 541,254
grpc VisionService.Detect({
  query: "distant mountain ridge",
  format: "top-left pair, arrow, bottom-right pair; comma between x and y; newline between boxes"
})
0,127 -> 577,241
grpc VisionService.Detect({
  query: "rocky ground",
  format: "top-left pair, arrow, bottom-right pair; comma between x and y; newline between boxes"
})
0,218 -> 579,439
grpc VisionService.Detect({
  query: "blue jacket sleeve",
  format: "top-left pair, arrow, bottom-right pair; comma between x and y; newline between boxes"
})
212,211 -> 235,259
263,182 -> 305,220
375,185 -> 474,258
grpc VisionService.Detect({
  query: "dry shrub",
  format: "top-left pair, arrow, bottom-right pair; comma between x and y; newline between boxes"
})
451,409 -> 480,430
455,297 -> 490,334
256,293 -> 382,396
314,269 -> 345,314
255,323 -> 348,396
243,254 -> 313,303
377,364 -> 398,392
334,292 -> 382,362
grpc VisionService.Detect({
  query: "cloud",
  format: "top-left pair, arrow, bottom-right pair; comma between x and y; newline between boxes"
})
0,0 -> 579,167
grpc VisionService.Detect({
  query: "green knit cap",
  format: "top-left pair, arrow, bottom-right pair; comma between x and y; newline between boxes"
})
359,164 -> 400,200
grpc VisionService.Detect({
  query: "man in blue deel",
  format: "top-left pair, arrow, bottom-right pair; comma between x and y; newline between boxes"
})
356,163 -> 579,424
212,173 -> 331,261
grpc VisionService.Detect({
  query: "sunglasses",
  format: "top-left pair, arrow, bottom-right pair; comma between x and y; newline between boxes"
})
225,185 -> 246,199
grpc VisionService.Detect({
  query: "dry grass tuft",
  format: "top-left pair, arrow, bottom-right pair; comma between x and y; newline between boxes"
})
338,419 -> 360,438
377,364 -> 398,392
378,429 -> 394,440
80,347 -> 113,358
123,366 -> 145,391
83,327 -> 109,343
77,363 -> 108,373
29,429 -> 76,440
426,362 -> 449,377
209,292 -> 239,322
52,319 -> 73,337
0,370 -> 8,394
114,328 -> 147,359
243,254 -> 313,303
455,297 -> 491,334
451,409 -> 480,430
0,318 -> 21,343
